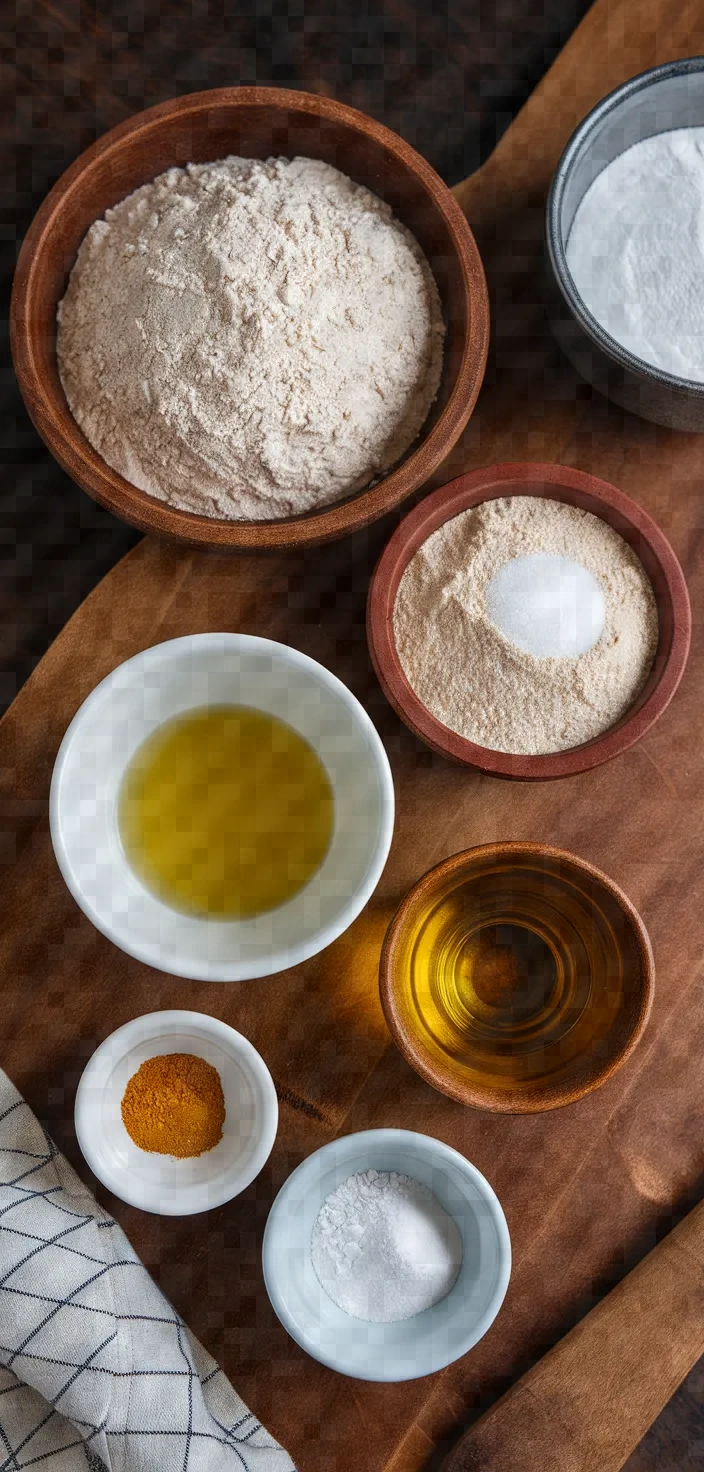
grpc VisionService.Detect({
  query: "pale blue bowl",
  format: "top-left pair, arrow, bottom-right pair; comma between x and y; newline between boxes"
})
262,1128 -> 511,1382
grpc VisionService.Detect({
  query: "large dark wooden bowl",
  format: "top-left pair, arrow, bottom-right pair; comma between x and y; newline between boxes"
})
367,461 -> 691,780
10,87 -> 489,550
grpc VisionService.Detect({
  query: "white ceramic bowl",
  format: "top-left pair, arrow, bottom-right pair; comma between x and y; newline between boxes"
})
262,1128 -> 511,1381
50,633 -> 395,981
74,1010 -> 278,1215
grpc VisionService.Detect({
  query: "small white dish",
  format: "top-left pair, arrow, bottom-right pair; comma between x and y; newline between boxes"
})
74,1010 -> 278,1215
262,1128 -> 511,1382
50,633 -> 395,981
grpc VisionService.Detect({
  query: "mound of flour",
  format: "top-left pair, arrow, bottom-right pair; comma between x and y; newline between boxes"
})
393,496 -> 659,755
57,155 -> 445,520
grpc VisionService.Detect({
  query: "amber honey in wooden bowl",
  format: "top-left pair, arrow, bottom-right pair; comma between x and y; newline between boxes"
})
10,86 -> 489,551
379,843 -> 654,1114
367,461 -> 691,780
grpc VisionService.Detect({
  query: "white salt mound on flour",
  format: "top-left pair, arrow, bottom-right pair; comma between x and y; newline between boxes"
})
57,155 -> 445,520
393,496 -> 659,756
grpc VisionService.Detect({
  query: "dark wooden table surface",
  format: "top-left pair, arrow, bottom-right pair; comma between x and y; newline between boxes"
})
3,1 -> 704,1466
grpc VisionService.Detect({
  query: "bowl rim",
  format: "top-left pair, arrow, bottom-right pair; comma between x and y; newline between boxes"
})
49,631 -> 396,982
74,1008 -> 279,1215
261,1126 -> 512,1381
546,56 -> 704,392
378,841 -> 656,1115
10,84 -> 489,550
366,460 -> 691,779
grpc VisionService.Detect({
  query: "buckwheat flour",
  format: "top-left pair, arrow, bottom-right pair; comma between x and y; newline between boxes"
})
56,155 -> 445,520
393,496 -> 659,755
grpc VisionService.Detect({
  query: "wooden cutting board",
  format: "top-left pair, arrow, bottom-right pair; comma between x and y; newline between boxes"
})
4,0 -> 704,1467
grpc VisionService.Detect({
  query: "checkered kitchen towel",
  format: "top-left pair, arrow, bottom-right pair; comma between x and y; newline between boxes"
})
0,1070 -> 296,1470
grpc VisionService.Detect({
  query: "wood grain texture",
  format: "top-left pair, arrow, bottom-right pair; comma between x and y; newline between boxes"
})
3,0 -> 704,1469
366,463 -> 691,780
10,86 -> 489,549
443,1198 -> 704,1471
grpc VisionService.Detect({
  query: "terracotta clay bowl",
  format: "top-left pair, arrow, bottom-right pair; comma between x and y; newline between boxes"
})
379,842 -> 655,1114
10,87 -> 489,551
367,461 -> 691,780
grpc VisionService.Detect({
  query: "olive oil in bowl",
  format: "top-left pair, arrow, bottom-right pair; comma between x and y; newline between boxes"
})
118,705 -> 334,919
380,844 -> 654,1112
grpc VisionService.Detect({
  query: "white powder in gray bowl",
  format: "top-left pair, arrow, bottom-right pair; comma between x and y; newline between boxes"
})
393,495 -> 659,756
56,155 -> 445,521
565,128 -> 704,381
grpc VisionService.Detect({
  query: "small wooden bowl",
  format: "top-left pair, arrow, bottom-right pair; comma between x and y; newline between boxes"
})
10,87 -> 489,551
379,842 -> 655,1114
367,461 -> 691,779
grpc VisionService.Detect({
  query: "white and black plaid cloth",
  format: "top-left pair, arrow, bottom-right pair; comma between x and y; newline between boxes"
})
0,1070 -> 296,1471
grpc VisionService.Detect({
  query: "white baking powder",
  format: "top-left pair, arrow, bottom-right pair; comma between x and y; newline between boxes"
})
310,1169 -> 463,1323
57,155 -> 445,520
566,127 -> 704,380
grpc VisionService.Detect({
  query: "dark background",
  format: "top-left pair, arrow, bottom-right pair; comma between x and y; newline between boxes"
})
3,1 -> 703,1466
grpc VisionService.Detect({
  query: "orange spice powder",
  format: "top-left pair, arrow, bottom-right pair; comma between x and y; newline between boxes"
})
121,1053 -> 225,1158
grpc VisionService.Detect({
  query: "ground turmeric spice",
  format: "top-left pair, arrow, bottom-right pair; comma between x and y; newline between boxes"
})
121,1053 -> 225,1158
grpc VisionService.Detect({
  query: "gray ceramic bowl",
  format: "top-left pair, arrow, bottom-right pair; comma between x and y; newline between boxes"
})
262,1128 -> 511,1381
546,58 -> 704,431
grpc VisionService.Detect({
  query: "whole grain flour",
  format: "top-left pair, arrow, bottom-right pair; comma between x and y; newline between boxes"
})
393,496 -> 659,755
57,155 -> 445,520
